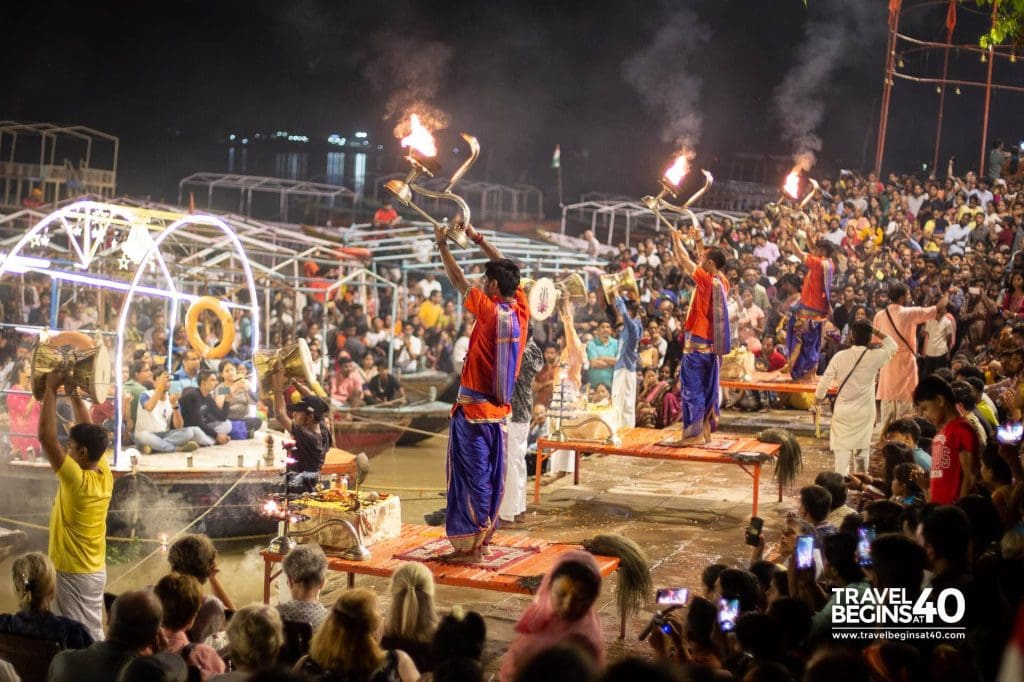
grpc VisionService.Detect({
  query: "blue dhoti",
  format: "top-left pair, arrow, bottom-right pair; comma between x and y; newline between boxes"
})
445,406 -> 506,552
680,338 -> 720,438
785,312 -> 823,380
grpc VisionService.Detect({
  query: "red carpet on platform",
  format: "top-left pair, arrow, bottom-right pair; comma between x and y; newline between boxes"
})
394,538 -> 541,571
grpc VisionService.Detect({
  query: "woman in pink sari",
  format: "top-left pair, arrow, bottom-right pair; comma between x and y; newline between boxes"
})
636,367 -> 677,429
499,550 -> 604,681
7,359 -> 40,459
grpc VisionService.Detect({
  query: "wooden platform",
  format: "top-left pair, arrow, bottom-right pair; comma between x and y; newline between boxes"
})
261,523 -> 620,604
535,427 -> 781,515
720,370 -> 835,394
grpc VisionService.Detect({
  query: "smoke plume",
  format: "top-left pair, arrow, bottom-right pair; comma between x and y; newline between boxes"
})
622,6 -> 711,148
772,0 -> 879,167
363,31 -> 453,137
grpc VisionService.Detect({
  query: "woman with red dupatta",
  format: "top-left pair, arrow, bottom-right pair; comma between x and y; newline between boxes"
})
499,550 -> 605,681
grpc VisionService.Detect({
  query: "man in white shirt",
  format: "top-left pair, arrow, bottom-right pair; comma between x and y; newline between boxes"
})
452,314 -> 474,374
752,234 -> 780,273
944,220 -> 971,255
921,310 -> 954,378
906,184 -> 927,217
814,321 -> 898,474
134,367 -> 213,453
393,327 -> 423,373
415,274 -> 442,300
969,178 -> 995,210
823,218 -> 846,246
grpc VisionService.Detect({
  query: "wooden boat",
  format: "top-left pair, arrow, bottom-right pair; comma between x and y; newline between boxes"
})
0,434 -> 361,541
398,370 -> 458,403
331,413 -> 411,456
351,400 -> 452,446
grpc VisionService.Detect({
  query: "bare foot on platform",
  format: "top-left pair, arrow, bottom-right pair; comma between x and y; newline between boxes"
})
514,512 -> 527,524
440,548 -> 484,563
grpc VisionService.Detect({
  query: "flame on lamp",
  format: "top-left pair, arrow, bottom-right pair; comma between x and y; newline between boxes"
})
401,114 -> 437,158
262,499 -> 280,516
783,170 -> 801,200
664,155 -> 689,187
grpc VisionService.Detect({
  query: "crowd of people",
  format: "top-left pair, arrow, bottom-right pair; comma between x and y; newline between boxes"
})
0,146 -> 1022,679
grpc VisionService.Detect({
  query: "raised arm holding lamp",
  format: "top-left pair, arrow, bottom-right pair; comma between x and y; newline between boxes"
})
38,368 -> 112,643
669,225 -> 731,444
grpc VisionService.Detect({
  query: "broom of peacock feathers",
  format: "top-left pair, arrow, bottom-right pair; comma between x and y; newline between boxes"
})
757,428 -> 802,491
581,533 -> 652,639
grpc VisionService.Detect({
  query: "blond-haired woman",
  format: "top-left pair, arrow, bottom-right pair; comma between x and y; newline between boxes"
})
210,604 -> 282,681
297,588 -> 419,682
380,562 -> 438,672
0,552 -> 92,649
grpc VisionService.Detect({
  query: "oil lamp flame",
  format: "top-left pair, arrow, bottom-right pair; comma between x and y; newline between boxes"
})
401,114 -> 437,158
664,155 -> 689,186
783,171 -> 801,200
262,499 -> 280,516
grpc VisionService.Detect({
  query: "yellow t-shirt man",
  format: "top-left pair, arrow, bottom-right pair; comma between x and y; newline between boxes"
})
418,300 -> 442,329
49,455 -> 113,574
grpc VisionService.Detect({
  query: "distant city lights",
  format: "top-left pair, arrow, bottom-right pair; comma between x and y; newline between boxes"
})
228,134 -> 236,141
328,134 -> 347,146
354,131 -> 368,139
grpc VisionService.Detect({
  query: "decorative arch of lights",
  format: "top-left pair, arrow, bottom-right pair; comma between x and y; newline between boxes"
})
0,200 -> 261,468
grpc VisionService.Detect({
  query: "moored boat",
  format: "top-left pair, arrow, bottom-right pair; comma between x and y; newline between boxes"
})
0,433 -> 361,541
331,413 -> 411,456
352,400 -> 452,446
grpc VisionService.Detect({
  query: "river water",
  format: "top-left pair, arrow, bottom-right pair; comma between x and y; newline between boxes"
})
0,435 -> 451,612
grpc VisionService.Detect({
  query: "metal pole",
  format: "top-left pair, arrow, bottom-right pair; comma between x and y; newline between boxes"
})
979,2 -> 998,176
874,0 -> 901,175
932,21 -> 954,174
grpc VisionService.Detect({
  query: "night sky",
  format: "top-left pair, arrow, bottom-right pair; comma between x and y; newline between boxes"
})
2,0 -> 1018,205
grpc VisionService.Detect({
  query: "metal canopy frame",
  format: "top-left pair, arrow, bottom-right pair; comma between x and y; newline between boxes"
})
559,199 -> 745,247
374,173 -> 544,223
0,121 -> 119,207
334,221 -> 608,277
178,172 -> 357,222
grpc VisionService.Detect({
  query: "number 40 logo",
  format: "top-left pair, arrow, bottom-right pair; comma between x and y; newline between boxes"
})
913,588 -> 966,624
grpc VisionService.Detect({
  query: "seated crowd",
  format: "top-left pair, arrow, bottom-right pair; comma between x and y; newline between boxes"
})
0,162 -> 1022,681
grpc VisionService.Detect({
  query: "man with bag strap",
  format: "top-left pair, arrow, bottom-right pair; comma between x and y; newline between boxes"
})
873,282 -> 947,430
813,320 -> 897,475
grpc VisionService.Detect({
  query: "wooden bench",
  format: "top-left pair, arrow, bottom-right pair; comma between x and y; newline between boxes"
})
720,370 -> 835,394
261,524 -> 621,622
534,427 -> 782,515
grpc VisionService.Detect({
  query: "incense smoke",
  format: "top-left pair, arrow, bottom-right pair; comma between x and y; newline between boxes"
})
772,0 -> 879,167
363,31 -> 453,137
622,6 -> 711,148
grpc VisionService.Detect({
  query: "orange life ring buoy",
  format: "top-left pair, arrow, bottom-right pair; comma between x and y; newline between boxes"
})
333,247 -> 372,260
185,297 -> 235,359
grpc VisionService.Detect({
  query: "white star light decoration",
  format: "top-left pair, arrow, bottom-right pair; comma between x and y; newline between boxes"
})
118,256 -> 131,270
28,229 -> 50,248
71,225 -> 83,237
